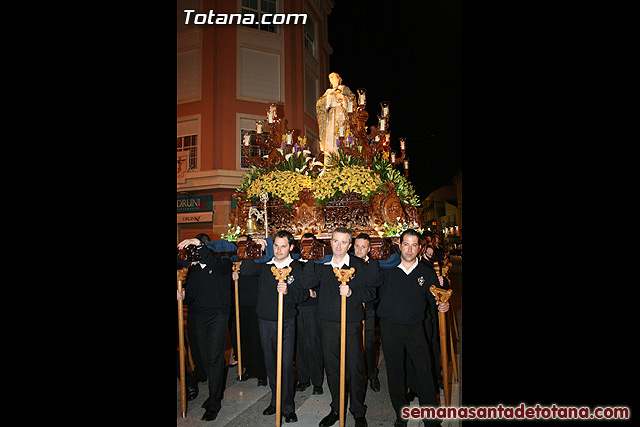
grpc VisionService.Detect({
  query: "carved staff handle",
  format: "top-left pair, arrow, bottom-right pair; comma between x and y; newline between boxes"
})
433,261 -> 441,277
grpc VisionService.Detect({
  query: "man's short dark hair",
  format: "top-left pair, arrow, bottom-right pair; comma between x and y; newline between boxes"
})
275,230 -> 295,246
399,228 -> 421,244
195,233 -> 211,243
354,233 -> 371,242
332,227 -> 352,243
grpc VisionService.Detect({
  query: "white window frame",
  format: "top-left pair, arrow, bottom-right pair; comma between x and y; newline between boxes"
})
177,114 -> 202,172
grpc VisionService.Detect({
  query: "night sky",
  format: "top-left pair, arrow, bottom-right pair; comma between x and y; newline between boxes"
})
327,0 -> 462,200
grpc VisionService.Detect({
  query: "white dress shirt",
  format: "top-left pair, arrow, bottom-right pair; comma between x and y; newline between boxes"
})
397,259 -> 419,275
325,253 -> 351,269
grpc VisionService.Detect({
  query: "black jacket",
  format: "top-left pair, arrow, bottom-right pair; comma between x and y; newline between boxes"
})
301,255 -> 376,323
237,270 -> 259,306
376,261 -> 439,325
239,258 -> 308,321
183,246 -> 232,316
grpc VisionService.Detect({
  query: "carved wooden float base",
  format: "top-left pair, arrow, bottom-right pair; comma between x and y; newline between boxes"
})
236,235 -> 392,260
230,184 -> 420,250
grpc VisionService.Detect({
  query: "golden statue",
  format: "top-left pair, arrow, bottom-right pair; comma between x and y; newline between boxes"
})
315,72 -> 354,164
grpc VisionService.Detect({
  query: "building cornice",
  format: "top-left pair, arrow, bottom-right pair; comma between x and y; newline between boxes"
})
177,169 -> 245,192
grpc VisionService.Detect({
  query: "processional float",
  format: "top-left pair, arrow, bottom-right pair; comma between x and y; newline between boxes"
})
177,73 -> 458,423
230,74 -> 424,427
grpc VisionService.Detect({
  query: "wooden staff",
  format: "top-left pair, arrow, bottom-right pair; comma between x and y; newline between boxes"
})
271,266 -> 292,427
232,261 -> 246,380
430,285 -> 453,406
448,309 -> 458,383
177,268 -> 189,418
440,261 -> 459,382
333,267 -> 355,427
444,260 -> 459,341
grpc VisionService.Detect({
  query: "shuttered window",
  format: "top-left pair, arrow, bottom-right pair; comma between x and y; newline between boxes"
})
239,47 -> 281,101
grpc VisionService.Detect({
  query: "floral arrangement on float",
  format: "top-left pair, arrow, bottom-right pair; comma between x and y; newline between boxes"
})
228,76 -> 423,241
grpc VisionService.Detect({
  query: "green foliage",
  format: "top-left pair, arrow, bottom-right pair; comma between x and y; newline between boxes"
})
221,224 -> 242,242
371,154 -> 421,207
327,150 -> 364,167
380,218 -> 424,237
238,165 -> 266,195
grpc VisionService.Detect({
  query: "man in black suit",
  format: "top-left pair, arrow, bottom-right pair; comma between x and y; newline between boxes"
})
301,227 -> 375,427
238,231 -> 308,423
352,233 -> 381,393
294,233 -> 324,395
177,235 -> 232,422
375,229 -> 449,427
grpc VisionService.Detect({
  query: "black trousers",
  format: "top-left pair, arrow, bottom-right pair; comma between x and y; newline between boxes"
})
259,317 -> 296,414
425,307 -> 443,385
186,309 -> 208,382
239,304 -> 267,381
177,308 -> 199,392
380,319 -> 438,420
192,311 -> 229,412
228,297 -> 238,359
363,303 -> 379,380
406,308 -> 442,393
319,319 -> 366,418
295,305 -> 324,387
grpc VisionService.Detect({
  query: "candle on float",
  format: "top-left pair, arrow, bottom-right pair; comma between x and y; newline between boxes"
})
390,151 -> 396,163
347,97 -> 354,113
339,124 -> 345,137
404,159 -> 409,170
379,117 -> 386,132
380,101 -> 389,118
385,134 -> 390,144
399,137 -> 406,150
243,132 -> 251,146
287,131 -> 293,145
267,111 -> 274,123
256,121 -> 262,134
357,88 -> 366,105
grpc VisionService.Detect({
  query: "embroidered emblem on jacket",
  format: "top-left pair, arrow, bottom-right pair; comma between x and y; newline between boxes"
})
287,275 -> 295,284
417,276 -> 425,286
